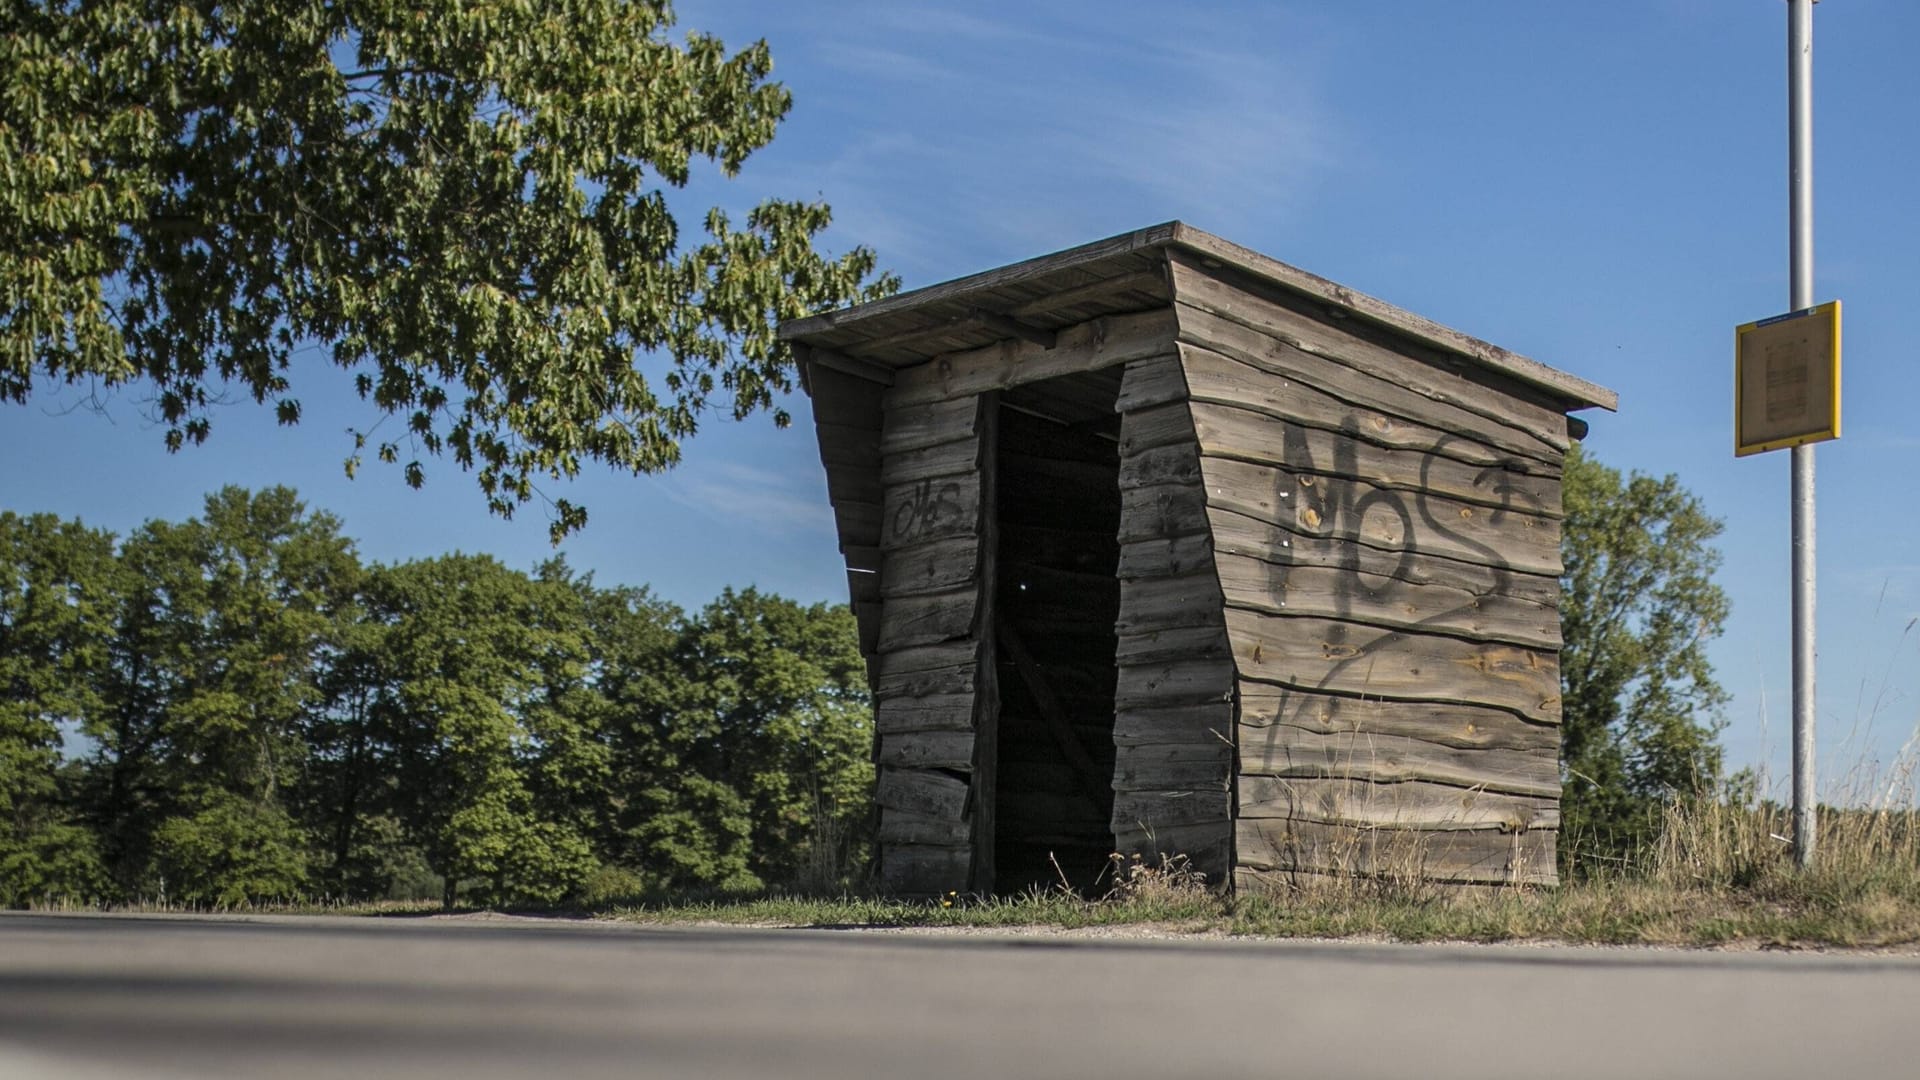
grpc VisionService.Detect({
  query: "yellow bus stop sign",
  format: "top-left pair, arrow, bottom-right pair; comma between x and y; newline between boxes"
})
1736,300 -> 1841,457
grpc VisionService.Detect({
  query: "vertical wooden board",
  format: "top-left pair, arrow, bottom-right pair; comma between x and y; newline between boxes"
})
969,392 -> 1000,894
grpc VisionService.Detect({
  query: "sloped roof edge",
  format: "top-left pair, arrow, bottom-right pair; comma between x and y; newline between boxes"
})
779,221 -> 1618,412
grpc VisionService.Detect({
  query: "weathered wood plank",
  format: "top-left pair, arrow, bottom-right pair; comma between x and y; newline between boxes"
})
880,396 -> 979,456
1206,511 -> 1562,610
1189,399 -> 1563,519
876,766 -> 969,820
1173,300 -> 1563,467
877,730 -> 978,771
1115,354 -> 1190,412
1238,684 -> 1562,747
1224,608 -> 1561,721
1114,658 -> 1235,708
1117,443 -> 1204,489
1238,725 -> 1560,798
1117,533 -> 1218,580
878,809 -> 970,847
970,391 -> 1001,894
1117,401 -> 1196,456
1111,821 -> 1232,884
1212,551 -> 1562,651
1113,742 -> 1232,791
1181,344 -> 1560,475
1116,571 -> 1226,636
875,693 -> 975,735
886,309 -> 1179,408
1117,482 -> 1211,544
1197,457 -> 1564,578
1169,255 -> 1570,453
1235,820 -> 1557,886
879,843 -> 973,895
876,586 -> 978,651
815,421 -> 882,468
1112,788 -> 1231,829
1239,776 -> 1559,831
1114,625 -> 1233,665
880,436 -> 979,487
880,537 -> 979,599
879,472 -> 982,551
807,363 -> 886,426
1112,702 -> 1235,748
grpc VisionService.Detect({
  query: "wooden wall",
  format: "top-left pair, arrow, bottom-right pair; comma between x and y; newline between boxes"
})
1108,355 -> 1236,883
1165,251 -> 1569,888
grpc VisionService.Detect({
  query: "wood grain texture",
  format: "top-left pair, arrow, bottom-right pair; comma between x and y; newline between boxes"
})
1188,399 -> 1563,518
1169,254 -> 1571,453
1112,702 -> 1235,748
1235,820 -> 1557,886
880,396 -> 979,456
876,767 -> 970,820
880,537 -> 980,599
886,309 -> 1178,409
1224,608 -> 1561,721
1212,551 -> 1562,650
1116,571 -> 1227,636
1238,725 -> 1560,797
877,730 -> 978,771
1117,401 -> 1197,456
879,843 -> 973,896
1114,354 -> 1190,412
1173,301 -> 1564,467
874,693 -> 975,735
1112,788 -> 1231,829
875,586 -> 978,651
1114,742 -> 1233,791
1237,683 -> 1562,747
1117,482 -> 1211,544
878,809 -> 970,847
1238,776 -> 1559,831
1180,344 -> 1561,475
1198,458 -> 1564,578
879,472 -> 982,552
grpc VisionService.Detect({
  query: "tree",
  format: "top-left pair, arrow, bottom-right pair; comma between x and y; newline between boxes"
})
3,0 -> 894,539
0,512 -> 117,905
1559,443 -> 1731,866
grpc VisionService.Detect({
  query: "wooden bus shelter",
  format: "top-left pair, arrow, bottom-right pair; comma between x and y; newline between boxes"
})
777,223 -> 1617,896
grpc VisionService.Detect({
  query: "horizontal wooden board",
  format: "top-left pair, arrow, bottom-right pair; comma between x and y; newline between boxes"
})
1111,821 -> 1232,884
1113,742 -> 1232,791
1115,658 -> 1235,708
875,693 -> 976,735
1236,820 -> 1557,886
1213,551 -> 1561,650
880,436 -> 979,487
885,309 -> 1179,408
1117,533 -> 1218,580
1117,401 -> 1196,456
1197,457 -> 1564,578
878,730 -> 979,771
1238,683 -> 1561,748
1112,702 -> 1235,748
876,639 -> 978,680
1117,482 -> 1211,544
1189,400 -> 1563,519
1115,625 -> 1232,666
1206,510 -> 1562,610
879,843 -> 973,896
1224,608 -> 1561,721
1238,776 -> 1560,831
880,472 -> 982,552
879,808 -> 971,847
875,766 -> 970,820
880,396 -> 979,456
1112,787 -> 1231,830
1238,725 -> 1560,798
880,537 -> 979,599
1116,571 -> 1226,635
1170,257 -> 1569,454
1118,442 -> 1203,489
1180,344 -> 1560,476
876,587 -> 978,651
1115,354 -> 1190,412
1173,301 -> 1563,468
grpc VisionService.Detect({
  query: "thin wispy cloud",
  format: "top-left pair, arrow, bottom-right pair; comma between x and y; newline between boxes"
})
650,461 -> 836,537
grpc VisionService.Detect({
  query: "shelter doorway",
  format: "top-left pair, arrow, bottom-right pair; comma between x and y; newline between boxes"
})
988,369 -> 1124,894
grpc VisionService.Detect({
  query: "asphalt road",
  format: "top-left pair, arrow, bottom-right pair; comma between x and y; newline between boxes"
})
1,913 -> 1916,1079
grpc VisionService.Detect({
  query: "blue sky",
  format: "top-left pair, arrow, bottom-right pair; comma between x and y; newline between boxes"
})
4,1 -> 1917,793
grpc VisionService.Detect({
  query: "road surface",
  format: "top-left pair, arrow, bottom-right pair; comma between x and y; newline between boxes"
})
0,913 -> 1915,1078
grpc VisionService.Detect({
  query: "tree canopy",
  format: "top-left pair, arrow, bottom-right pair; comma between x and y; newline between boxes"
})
1558,443 -> 1731,865
2,0 -> 895,539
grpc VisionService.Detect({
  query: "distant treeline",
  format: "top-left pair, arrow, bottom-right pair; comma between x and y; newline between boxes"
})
0,487 -> 873,908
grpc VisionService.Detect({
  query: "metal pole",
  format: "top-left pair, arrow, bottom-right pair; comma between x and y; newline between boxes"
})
1788,0 -> 1817,869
